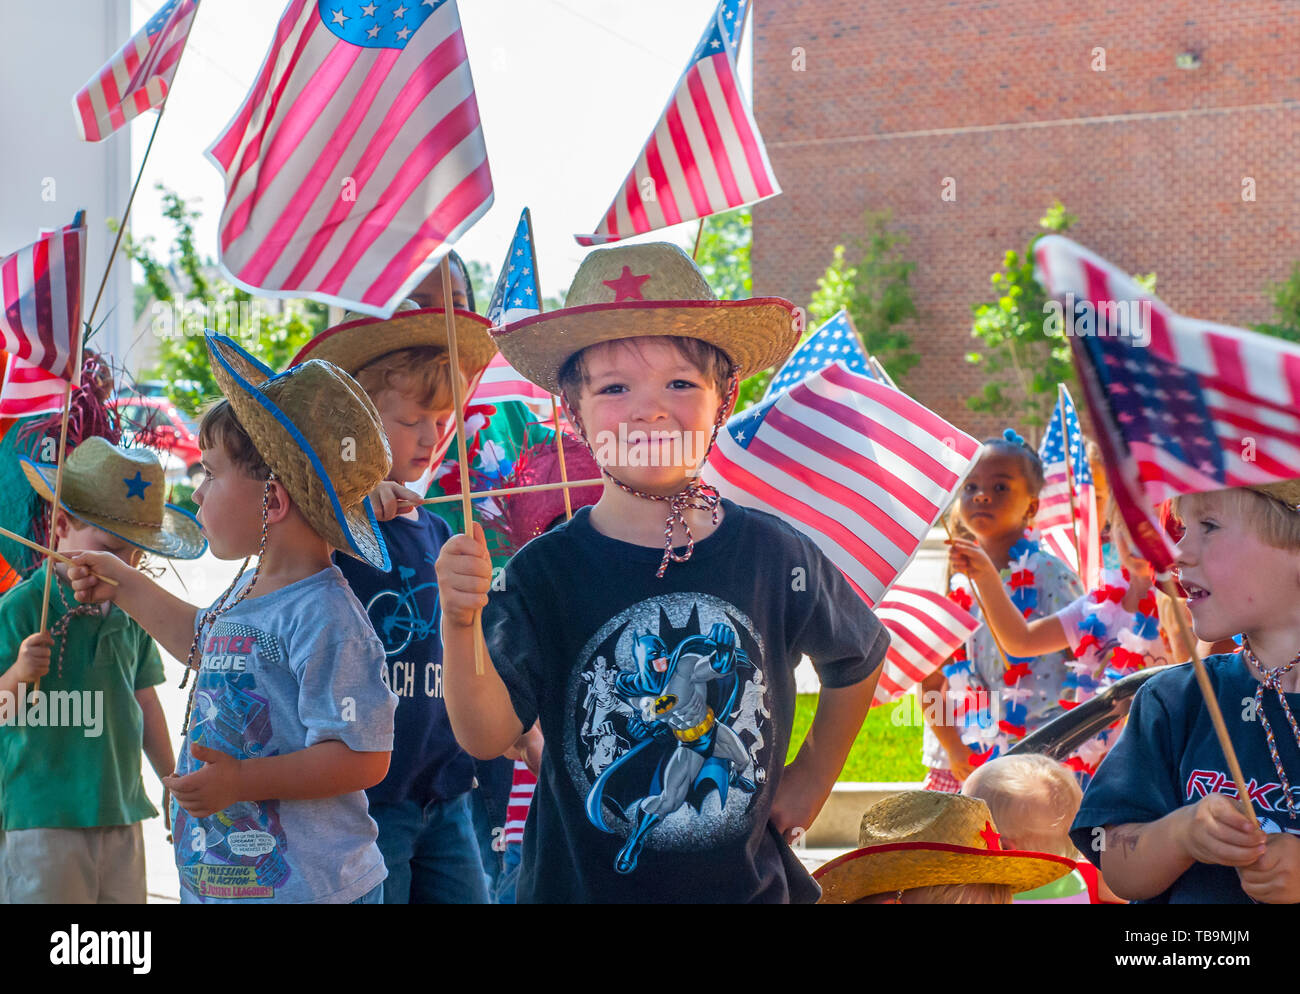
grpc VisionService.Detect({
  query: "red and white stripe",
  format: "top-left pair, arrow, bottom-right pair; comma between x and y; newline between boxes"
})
0,355 -> 68,419
470,353 -> 554,421
208,0 -> 493,318
73,0 -> 199,142
504,760 -> 536,846
871,586 -> 978,708
0,216 -> 86,381
1037,478 -> 1100,586
704,362 -> 980,608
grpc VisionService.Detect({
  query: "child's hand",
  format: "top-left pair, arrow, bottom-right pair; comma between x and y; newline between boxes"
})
66,550 -> 129,604
370,481 -> 423,522
435,521 -> 492,630
1182,792 -> 1267,868
1237,832 -> 1300,903
948,748 -> 976,784
503,722 -> 544,775
770,760 -> 828,846
12,632 -> 53,683
162,743 -> 244,819
946,537 -> 999,585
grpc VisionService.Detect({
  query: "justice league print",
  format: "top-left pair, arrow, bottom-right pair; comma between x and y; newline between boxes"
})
563,592 -> 772,875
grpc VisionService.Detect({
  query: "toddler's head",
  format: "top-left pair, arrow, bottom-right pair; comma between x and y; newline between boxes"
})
956,429 -> 1045,542
962,753 -> 1082,858
195,400 -> 278,560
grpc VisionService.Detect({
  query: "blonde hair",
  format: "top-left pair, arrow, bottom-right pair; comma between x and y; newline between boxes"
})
1170,488 -> 1300,552
906,883 -> 1013,905
962,753 -> 1082,858
354,346 -> 460,412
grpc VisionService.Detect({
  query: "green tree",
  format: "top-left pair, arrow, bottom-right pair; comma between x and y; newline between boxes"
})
1251,262 -> 1300,344
119,185 -> 327,416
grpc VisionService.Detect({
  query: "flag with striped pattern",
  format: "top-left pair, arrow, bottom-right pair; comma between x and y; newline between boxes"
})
575,0 -> 779,245
871,586 -> 979,708
703,361 -> 980,607
1036,385 -> 1101,588
0,355 -> 68,419
208,0 -> 493,318
0,212 -> 86,382
73,0 -> 200,142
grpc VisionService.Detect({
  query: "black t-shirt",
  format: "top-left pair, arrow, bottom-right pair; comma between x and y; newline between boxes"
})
483,499 -> 890,903
334,509 -> 475,807
1070,653 -> 1300,903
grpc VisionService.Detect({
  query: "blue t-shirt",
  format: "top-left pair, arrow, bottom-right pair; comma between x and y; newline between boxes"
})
1070,653 -> 1300,903
334,508 -> 475,806
173,567 -> 396,904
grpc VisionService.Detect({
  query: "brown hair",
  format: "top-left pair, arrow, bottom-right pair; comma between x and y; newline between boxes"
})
556,336 -> 735,403
354,346 -> 460,412
199,399 -> 271,480
1170,488 -> 1300,552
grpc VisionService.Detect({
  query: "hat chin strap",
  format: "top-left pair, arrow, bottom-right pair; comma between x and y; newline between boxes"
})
563,371 -> 739,579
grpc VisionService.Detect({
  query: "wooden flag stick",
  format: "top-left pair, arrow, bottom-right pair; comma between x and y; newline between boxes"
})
941,514 -> 1015,673
524,213 -> 573,521
1158,577 -> 1258,825
419,477 -> 605,507
441,256 -> 486,676
0,526 -> 119,586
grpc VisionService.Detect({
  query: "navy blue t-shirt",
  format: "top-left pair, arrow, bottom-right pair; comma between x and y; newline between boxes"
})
1070,653 -> 1300,903
483,499 -> 890,904
335,509 -> 475,807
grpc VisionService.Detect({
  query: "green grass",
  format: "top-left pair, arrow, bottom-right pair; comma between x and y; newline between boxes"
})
786,693 -> 926,782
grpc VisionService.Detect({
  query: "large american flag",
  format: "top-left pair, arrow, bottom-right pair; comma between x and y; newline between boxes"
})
1036,385 -> 1101,587
871,586 -> 979,708
764,309 -> 874,401
0,212 -> 86,382
704,361 -> 980,606
575,0 -> 779,245
1035,235 -> 1300,572
208,0 -> 493,318
73,0 -> 200,142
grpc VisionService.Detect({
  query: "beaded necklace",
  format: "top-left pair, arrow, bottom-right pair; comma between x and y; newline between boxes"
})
50,571 -> 103,680
1239,635 -> 1300,822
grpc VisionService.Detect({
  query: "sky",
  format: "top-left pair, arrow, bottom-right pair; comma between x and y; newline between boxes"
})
126,0 -> 755,302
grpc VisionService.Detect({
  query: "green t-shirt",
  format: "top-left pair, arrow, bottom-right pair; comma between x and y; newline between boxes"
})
0,564 -> 166,830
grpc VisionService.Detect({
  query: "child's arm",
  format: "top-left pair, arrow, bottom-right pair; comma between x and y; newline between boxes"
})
946,538 -> 1069,657
771,671 -> 879,842
0,632 -> 52,696
1099,792 -> 1266,900
436,522 -> 525,758
919,668 -> 975,781
136,687 -> 175,782
67,552 -> 200,662
163,741 -> 389,819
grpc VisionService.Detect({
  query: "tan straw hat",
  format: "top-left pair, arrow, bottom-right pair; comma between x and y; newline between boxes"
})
206,333 -> 392,571
289,298 -> 497,381
813,791 -> 1075,904
21,436 -> 206,560
492,242 -> 802,395
1247,479 -> 1300,510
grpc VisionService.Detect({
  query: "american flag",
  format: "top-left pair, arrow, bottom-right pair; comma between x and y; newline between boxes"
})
208,0 -> 493,318
1036,385 -> 1101,587
73,0 -> 200,142
764,309 -> 874,401
1035,235 -> 1300,572
0,212 -> 86,381
575,0 -> 779,245
0,356 -> 68,419
704,361 -> 980,606
871,586 -> 979,708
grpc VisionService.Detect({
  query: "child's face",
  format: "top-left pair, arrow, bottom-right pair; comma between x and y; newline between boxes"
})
956,451 -> 1038,541
572,338 -> 722,494
409,266 -> 469,310
54,514 -> 142,568
375,388 -> 452,485
1174,491 -> 1300,642
193,444 -> 268,560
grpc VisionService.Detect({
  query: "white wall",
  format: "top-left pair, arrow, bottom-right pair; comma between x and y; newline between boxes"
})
0,0 -> 134,374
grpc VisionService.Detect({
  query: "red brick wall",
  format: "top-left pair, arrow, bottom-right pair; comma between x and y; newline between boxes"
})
751,0 -> 1300,440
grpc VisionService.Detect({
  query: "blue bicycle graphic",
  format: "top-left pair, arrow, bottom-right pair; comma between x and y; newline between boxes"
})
365,565 -> 441,657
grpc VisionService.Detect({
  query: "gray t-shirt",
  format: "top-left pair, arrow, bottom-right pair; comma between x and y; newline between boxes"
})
171,567 -> 397,904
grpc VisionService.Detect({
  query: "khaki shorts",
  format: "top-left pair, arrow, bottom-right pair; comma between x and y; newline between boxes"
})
0,823 -> 146,904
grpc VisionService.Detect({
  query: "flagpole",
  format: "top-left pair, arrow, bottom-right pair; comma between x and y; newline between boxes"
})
441,256 -> 487,676
420,477 -> 605,506
525,208 -> 572,520
1058,383 -> 1084,575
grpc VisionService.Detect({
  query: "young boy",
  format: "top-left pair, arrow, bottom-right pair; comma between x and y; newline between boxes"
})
68,335 -> 398,903
436,242 -> 891,903
290,298 -> 498,903
1070,482 -> 1300,903
0,438 -> 204,903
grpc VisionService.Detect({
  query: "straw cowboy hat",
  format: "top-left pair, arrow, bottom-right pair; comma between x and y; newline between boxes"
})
813,790 -> 1075,904
21,436 -> 206,560
491,242 -> 803,396
290,298 -> 497,381
206,333 -> 392,571
1249,479 -> 1300,510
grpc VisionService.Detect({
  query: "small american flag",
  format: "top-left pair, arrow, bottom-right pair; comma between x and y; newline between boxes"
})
1036,385 -> 1101,588
0,212 -> 86,381
73,0 -> 200,142
575,0 -> 779,245
208,0 -> 493,318
1036,235 -> 1300,571
0,356 -> 68,419
764,309 -> 874,401
486,208 -> 540,327
704,361 -> 979,606
871,586 -> 979,708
